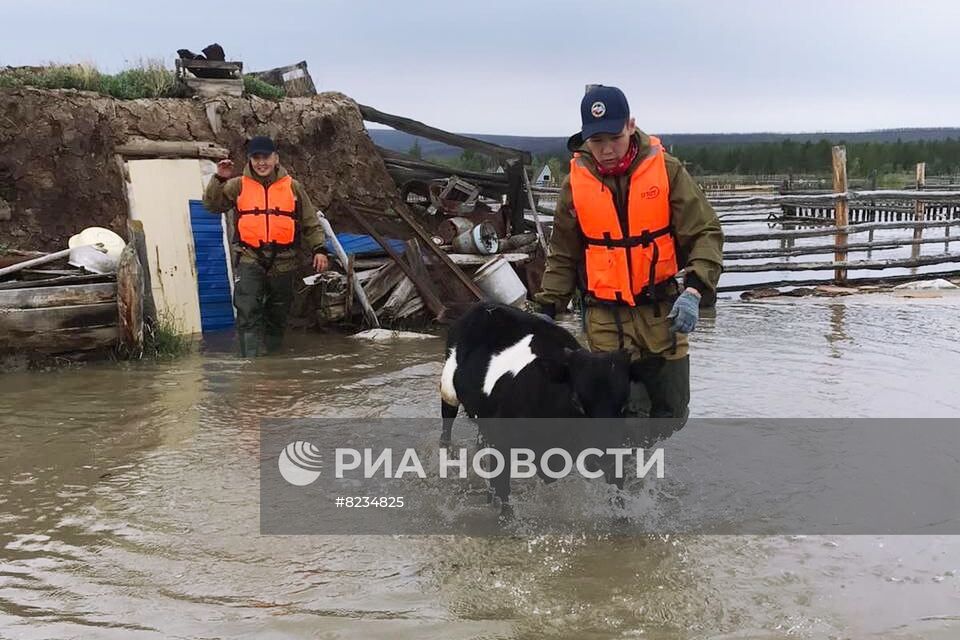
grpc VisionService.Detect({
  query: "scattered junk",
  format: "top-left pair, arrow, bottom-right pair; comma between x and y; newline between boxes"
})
0,75 -> 553,366
68,227 -> 125,274
0,224 -> 146,362
175,43 -> 243,97
451,221 -> 499,255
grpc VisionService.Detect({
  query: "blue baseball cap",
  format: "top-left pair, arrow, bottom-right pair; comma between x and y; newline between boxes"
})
567,85 -> 630,151
246,135 -> 277,156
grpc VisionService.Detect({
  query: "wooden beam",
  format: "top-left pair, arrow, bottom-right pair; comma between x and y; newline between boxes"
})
505,161 -> 526,234
115,137 -> 229,160
0,282 -> 116,309
391,205 -> 486,301
344,204 -> 448,320
116,243 -> 144,353
913,162 -> 927,262
723,234 -> 960,260
832,146 -> 848,282
0,302 -> 117,335
376,147 -> 509,184
724,218 -> 960,243
360,104 -> 532,164
127,219 -> 157,325
723,251 -> 960,273
0,325 -> 119,353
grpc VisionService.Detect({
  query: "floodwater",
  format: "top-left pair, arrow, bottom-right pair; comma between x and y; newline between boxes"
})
2,292 -> 960,639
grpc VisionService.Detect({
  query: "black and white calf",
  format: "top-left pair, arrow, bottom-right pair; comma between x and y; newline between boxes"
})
439,302 -> 645,514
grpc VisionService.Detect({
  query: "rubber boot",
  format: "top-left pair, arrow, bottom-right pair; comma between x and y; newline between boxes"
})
263,330 -> 285,355
238,331 -> 262,358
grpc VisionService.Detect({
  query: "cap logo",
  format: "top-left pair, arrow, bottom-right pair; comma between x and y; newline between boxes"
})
590,101 -> 606,118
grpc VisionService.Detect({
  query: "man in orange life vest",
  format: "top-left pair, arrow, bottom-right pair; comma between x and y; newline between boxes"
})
533,85 -> 723,431
203,136 -> 329,356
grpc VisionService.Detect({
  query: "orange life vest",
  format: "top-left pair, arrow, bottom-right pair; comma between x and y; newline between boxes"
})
569,136 -> 678,306
235,175 -> 298,250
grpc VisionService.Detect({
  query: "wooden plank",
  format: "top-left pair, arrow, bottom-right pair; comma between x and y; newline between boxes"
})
0,325 -> 119,353
362,262 -> 405,306
0,282 -> 117,309
0,273 -> 115,291
724,252 -> 960,273
380,276 -> 417,319
359,104 -> 531,164
396,295 -> 425,320
116,243 -> 144,352
345,204 -> 449,320
391,205 -> 486,301
177,59 -> 243,71
0,303 -> 117,335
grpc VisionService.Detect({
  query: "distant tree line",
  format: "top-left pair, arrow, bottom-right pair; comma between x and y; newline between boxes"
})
410,138 -> 960,181
673,138 -> 960,177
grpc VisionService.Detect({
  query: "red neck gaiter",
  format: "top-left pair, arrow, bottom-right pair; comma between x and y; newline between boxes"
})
595,139 -> 639,177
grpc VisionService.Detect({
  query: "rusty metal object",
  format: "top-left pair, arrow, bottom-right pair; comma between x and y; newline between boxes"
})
437,217 -> 475,243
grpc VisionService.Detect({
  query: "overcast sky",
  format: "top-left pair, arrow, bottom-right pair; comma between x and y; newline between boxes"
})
1,0 -> 956,136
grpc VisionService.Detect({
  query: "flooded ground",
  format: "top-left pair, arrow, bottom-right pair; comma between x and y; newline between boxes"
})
2,293 -> 960,638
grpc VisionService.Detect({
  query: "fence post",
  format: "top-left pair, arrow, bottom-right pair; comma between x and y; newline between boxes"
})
832,146 -> 848,283
913,162 -> 926,263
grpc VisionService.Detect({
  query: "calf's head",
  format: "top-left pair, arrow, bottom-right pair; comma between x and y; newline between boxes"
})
545,348 -> 645,417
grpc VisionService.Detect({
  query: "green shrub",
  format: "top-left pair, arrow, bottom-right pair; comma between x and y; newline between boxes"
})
243,75 -> 285,100
143,313 -> 191,359
0,61 -> 177,99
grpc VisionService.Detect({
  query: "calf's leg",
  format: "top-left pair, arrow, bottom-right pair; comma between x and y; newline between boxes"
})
440,400 -> 458,445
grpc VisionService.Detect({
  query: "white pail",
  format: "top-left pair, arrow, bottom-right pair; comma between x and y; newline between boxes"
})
473,256 -> 527,307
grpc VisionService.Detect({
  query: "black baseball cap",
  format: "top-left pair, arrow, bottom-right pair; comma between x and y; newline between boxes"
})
246,135 -> 277,156
567,85 -> 630,151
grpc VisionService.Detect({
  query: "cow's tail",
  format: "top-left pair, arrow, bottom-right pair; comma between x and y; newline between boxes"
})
440,346 -> 459,445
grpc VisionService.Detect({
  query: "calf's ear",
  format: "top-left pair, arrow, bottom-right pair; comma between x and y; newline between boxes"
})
540,347 -> 574,382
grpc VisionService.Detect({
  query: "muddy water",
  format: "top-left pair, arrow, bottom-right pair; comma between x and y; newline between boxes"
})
2,294 -> 960,639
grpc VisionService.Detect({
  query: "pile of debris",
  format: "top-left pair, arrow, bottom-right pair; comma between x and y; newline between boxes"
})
302,166 -> 547,329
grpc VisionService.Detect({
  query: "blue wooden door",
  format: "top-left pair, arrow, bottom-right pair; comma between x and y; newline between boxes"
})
189,200 -> 235,331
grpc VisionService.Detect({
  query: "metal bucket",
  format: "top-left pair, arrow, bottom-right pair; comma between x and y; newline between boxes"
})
473,256 -> 527,307
451,222 -> 499,255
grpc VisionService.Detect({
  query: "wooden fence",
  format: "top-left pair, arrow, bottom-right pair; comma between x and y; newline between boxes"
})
718,150 -> 960,291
